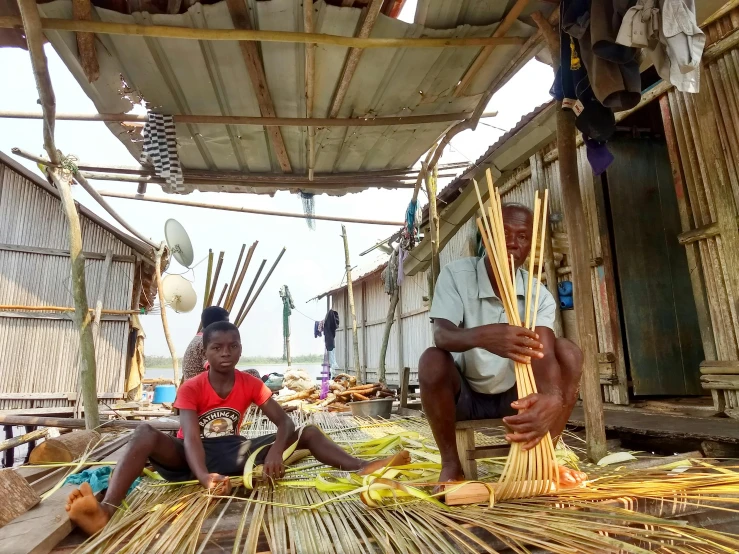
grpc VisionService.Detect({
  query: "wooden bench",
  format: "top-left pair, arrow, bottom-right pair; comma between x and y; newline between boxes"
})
455,419 -> 510,480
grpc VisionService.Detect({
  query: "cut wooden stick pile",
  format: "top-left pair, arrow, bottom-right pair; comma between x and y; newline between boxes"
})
474,169 -> 558,500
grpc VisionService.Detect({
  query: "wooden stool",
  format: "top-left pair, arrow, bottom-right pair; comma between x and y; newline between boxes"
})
455,419 -> 510,480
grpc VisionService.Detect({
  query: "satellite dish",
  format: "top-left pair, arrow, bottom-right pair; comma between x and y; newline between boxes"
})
161,275 -> 198,313
164,219 -> 194,267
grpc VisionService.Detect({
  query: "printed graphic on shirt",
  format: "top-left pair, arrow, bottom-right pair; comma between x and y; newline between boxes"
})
199,407 -> 240,438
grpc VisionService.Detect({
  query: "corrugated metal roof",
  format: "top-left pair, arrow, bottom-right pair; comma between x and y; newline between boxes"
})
36,0 -> 554,195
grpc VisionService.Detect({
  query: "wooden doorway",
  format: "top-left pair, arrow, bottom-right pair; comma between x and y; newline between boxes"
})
603,136 -> 704,396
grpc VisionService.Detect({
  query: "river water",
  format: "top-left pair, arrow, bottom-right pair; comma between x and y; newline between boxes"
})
145,363 -> 325,381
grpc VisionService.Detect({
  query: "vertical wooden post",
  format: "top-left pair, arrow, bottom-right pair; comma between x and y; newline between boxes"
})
534,9 -> 606,461
341,225 -> 361,376
529,153 -> 563,337
156,245 -> 180,386
396,285 -> 403,381
17,0 -> 100,429
378,284 -> 399,384
426,165 -> 441,300
557,106 -> 607,461
361,281 -> 368,383
343,290 -> 349,372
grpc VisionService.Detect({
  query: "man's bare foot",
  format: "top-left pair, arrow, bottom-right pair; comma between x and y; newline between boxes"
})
65,482 -> 114,536
358,449 -> 412,475
433,463 -> 466,495
557,465 -> 587,489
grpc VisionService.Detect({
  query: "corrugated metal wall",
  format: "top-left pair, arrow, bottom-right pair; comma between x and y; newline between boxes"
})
330,218 -> 476,385
0,162 -> 136,411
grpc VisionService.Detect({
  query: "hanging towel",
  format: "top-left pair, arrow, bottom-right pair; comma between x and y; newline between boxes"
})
324,310 -> 339,351
140,113 -> 184,192
617,0 -> 704,93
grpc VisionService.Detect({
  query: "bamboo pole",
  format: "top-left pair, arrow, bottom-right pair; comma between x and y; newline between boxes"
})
0,428 -> 48,454
234,259 -> 267,325
425,165 -> 441,300
203,249 -> 214,311
98,191 -> 405,226
341,225 -> 361,376
328,0 -> 383,119
206,252 -> 226,307
0,305 -> 139,314
225,241 -> 257,311
72,0 -> 98,83
224,244 -> 246,310
2,111 -> 471,127
155,244 -> 179,386
304,0 -> 316,181
0,16 -> 525,48
16,0 -> 99,429
237,248 -> 287,326
216,283 -> 229,307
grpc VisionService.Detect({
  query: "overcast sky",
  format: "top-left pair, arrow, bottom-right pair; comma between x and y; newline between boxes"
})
0,4 -> 552,358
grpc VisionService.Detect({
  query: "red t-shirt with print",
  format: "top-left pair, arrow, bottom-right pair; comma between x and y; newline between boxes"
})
174,370 -> 272,439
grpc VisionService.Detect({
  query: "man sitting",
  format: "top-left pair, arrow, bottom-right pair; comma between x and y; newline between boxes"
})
419,204 -> 586,487
66,321 -> 410,535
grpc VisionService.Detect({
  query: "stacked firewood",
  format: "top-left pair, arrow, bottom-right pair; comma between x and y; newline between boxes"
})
275,373 -> 396,410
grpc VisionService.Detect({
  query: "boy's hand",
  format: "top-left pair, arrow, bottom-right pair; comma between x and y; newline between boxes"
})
263,450 -> 285,480
200,473 -> 231,495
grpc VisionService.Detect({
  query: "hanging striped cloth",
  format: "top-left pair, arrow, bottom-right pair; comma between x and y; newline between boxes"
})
140,113 -> 184,192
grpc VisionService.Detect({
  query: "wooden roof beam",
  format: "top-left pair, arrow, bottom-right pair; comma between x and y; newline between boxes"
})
0,110 -> 471,127
72,0 -> 99,83
0,16 -> 526,47
454,0 -> 534,98
328,0 -> 384,119
225,0 -> 291,173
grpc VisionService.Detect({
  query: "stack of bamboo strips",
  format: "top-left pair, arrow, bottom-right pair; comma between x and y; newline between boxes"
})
474,169 -> 559,500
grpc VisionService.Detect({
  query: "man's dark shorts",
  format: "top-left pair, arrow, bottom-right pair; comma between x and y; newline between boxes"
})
150,434 -> 276,482
455,370 -> 518,421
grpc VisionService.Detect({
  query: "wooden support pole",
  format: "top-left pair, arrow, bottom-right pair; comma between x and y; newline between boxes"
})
534,12 -> 606,461
98,191 -> 405,226
342,225 -> 361,377
71,0 -> 99,83
17,0 -> 100,430
155,244 -> 179,387
328,0 -> 383,119
426,165 -> 441,299
361,281 -> 368,383
529,152 -> 563,337
225,0 -> 291,173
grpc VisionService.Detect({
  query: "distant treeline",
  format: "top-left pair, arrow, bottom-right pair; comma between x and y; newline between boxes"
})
145,354 -> 324,368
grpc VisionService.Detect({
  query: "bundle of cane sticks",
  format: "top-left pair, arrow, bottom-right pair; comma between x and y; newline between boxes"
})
474,169 -> 559,500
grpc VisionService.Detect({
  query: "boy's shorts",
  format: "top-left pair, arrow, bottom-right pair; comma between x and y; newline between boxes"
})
150,434 -> 276,482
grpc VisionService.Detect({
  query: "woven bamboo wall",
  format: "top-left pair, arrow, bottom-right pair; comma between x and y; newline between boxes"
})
0,161 -> 137,411
661,8 -> 739,414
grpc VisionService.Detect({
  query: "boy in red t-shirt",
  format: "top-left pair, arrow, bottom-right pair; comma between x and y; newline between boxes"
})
65,321 -> 410,536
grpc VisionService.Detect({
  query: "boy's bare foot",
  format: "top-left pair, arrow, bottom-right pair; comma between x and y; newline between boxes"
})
557,465 -> 587,489
65,482 -> 114,536
358,449 -> 412,475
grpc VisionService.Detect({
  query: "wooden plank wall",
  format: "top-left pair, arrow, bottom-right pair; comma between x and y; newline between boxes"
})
0,161 -> 136,411
662,9 -> 739,412
330,218 -> 476,386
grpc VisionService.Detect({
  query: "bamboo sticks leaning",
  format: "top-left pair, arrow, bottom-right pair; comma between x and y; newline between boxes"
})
474,168 -> 559,500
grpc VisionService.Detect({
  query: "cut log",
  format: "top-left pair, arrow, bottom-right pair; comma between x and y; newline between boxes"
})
0,469 -> 40,527
29,430 -> 100,463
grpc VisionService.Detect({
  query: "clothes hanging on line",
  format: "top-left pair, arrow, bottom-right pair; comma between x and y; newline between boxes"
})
314,320 -> 324,338
324,310 -> 340,351
616,0 -> 705,93
328,350 -> 339,375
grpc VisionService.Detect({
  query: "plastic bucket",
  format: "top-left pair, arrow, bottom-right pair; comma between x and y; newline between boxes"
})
153,384 -> 177,404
